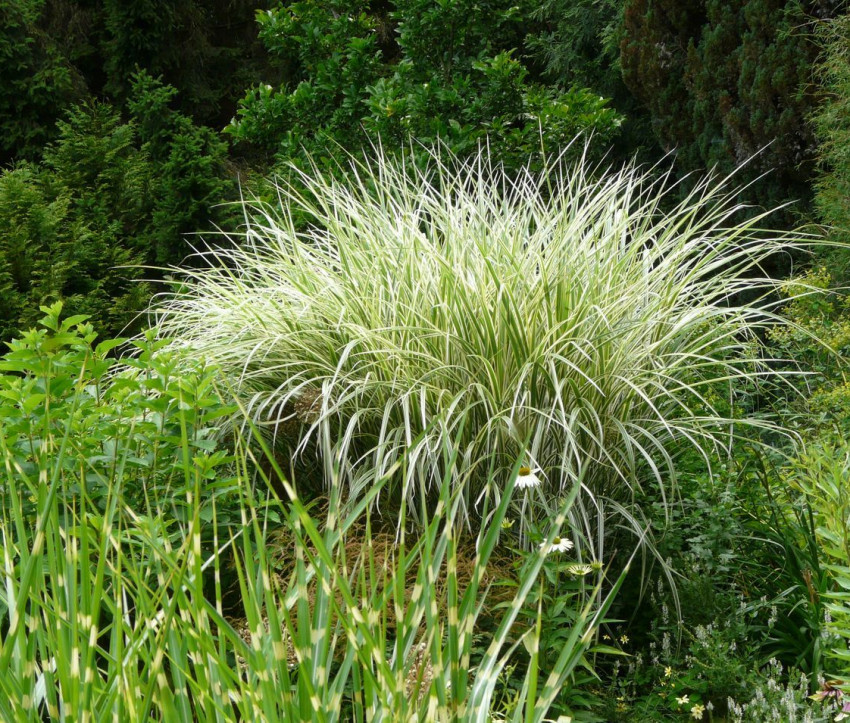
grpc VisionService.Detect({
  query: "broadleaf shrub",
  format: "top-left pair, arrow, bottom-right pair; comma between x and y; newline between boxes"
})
0,302 -> 238,524
226,0 -> 622,172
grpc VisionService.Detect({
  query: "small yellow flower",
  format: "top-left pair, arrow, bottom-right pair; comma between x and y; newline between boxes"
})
603,634 -> 611,641
619,634 -> 629,644
691,703 -> 705,719
676,695 -> 689,706
500,518 -> 514,529
664,666 -> 673,678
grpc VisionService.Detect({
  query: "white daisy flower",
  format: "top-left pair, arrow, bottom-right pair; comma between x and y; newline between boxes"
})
566,563 -> 593,576
516,466 -> 542,489
541,536 -> 574,554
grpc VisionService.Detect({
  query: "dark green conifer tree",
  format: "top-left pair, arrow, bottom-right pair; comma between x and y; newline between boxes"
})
620,0 -> 843,209
0,76 -> 231,339
0,0 -> 85,162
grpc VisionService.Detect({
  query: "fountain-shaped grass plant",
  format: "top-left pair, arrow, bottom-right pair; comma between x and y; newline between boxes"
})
156,147 -> 809,530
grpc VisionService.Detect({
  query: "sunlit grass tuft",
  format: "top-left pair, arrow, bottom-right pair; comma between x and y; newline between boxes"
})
156,147 -> 811,526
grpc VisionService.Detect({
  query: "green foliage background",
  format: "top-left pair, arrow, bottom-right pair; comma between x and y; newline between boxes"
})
0,73 -> 230,339
225,0 -> 624,172
619,0 -> 845,211
813,10 -> 850,278
6,0 -> 850,339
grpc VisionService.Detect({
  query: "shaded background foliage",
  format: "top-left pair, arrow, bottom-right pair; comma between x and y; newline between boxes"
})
0,0 -> 271,160
812,10 -> 850,277
619,0 -> 845,212
1,0 -> 850,331
0,73 -> 231,339
225,0 -> 624,172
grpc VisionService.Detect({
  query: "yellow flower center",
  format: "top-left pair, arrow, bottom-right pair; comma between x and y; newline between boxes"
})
518,466 -> 531,476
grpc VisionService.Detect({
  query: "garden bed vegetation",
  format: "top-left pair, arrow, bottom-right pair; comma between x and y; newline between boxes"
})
2,1 -> 850,721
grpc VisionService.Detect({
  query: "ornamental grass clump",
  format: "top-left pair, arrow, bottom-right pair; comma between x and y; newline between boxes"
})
156,148 -> 807,519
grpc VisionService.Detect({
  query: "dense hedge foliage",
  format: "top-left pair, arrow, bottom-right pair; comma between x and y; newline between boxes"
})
0,73 -> 231,339
813,11 -> 850,277
620,0 -> 845,211
0,0 -> 83,163
0,0 -> 269,163
226,0 -> 624,171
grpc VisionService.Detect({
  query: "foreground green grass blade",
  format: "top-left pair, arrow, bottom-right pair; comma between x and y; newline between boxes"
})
0,306 -> 627,721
